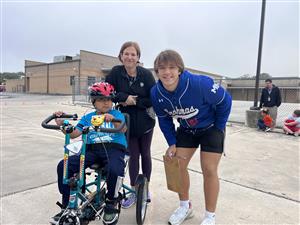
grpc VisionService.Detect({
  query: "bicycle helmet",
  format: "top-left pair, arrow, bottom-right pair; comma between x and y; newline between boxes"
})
89,82 -> 115,103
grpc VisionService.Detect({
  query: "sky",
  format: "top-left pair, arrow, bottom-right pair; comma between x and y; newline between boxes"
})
1,0 -> 299,78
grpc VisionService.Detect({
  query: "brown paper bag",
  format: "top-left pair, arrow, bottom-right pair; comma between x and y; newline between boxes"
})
163,155 -> 183,193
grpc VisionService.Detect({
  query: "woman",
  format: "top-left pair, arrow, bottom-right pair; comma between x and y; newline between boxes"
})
105,41 -> 156,208
150,50 -> 232,225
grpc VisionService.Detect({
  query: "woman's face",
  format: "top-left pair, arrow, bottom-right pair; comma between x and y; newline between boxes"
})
157,62 -> 181,91
120,46 -> 139,69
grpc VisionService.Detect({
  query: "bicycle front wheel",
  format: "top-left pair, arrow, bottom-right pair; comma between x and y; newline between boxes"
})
135,175 -> 148,225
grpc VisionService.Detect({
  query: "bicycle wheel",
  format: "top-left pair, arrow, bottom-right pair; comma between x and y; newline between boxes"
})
58,213 -> 81,225
135,175 -> 148,225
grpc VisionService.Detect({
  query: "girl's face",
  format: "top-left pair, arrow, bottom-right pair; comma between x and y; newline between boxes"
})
157,62 -> 181,91
94,98 -> 112,113
121,46 -> 139,69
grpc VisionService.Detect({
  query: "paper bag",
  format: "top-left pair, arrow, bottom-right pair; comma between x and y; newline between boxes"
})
163,155 -> 183,193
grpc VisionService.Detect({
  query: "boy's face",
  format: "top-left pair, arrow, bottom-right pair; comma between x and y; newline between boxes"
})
261,111 -> 267,116
94,97 -> 112,113
157,61 -> 181,91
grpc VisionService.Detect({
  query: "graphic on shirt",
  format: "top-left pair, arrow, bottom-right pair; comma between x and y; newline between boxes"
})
211,83 -> 220,94
164,106 -> 199,119
187,117 -> 199,126
89,122 -> 114,144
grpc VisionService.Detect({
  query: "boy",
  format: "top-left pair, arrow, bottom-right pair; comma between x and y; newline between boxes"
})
283,109 -> 300,136
151,50 -> 232,225
51,82 -> 127,224
257,108 -> 273,132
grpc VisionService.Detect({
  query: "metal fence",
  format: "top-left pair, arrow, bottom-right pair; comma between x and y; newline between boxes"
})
72,76 -> 300,127
72,76 -> 104,105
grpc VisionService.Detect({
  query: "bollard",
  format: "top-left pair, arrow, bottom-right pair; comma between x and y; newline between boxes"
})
245,109 -> 261,128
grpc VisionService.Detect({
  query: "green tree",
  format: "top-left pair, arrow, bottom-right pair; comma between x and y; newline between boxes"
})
0,72 -> 25,83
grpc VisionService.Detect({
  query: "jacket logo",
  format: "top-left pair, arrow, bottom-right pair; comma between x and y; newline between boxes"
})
158,99 -> 163,103
164,106 -> 199,119
211,83 -> 220,94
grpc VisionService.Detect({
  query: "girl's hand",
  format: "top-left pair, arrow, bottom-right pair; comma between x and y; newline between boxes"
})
165,145 -> 176,161
104,113 -> 114,122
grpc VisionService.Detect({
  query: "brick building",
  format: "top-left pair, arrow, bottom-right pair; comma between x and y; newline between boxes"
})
24,50 -> 121,94
22,50 -> 223,95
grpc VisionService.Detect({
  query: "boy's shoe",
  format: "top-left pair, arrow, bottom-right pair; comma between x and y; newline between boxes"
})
121,193 -> 136,209
168,203 -> 193,225
200,216 -> 215,225
103,200 -> 119,224
49,209 -> 65,224
265,127 -> 271,132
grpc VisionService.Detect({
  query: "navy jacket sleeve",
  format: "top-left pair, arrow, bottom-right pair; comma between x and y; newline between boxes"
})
201,77 -> 232,131
150,86 -> 176,146
276,87 -> 282,107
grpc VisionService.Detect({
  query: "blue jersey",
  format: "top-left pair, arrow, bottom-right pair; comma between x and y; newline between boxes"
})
151,70 -> 232,146
76,109 -> 127,148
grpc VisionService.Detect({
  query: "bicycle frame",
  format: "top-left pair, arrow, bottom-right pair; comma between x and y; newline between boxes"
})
42,113 -> 147,225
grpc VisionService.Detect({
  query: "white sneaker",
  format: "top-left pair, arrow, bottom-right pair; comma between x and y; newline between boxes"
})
168,204 -> 194,225
200,216 -> 215,225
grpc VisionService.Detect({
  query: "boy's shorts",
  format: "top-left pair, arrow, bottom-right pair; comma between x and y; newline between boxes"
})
176,125 -> 225,153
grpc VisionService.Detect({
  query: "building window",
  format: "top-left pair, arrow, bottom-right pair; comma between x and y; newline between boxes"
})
88,76 -> 96,86
70,76 -> 75,85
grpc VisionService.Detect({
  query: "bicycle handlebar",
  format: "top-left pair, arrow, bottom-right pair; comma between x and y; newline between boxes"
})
41,114 -> 126,133
93,118 -> 125,133
41,114 -> 78,130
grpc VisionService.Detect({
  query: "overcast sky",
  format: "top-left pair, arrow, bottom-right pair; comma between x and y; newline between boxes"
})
2,0 -> 299,78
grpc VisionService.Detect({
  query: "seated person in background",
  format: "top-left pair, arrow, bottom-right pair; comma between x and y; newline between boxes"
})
50,82 -> 127,225
257,108 -> 273,132
283,109 -> 300,137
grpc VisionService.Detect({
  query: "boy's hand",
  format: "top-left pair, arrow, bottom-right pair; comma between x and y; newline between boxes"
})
104,113 -> 114,122
165,145 -> 176,161
54,111 -> 65,126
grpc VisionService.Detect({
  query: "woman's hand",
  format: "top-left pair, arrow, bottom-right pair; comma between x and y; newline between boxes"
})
54,111 -> 65,126
165,144 -> 176,161
125,95 -> 137,105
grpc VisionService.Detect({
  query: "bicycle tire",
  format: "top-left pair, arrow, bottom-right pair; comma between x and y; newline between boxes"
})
135,175 -> 148,225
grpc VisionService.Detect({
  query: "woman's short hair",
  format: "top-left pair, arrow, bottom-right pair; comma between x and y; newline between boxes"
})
118,41 -> 141,62
154,50 -> 185,74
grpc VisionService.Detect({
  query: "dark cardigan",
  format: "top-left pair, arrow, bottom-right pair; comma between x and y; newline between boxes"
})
106,65 -> 156,138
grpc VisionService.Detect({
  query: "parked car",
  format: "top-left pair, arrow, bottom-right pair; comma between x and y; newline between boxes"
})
0,85 -> 6,92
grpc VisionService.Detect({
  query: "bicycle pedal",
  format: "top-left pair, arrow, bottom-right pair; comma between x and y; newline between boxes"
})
56,201 -> 64,209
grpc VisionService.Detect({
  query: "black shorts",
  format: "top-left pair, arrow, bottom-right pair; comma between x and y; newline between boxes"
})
176,126 -> 225,153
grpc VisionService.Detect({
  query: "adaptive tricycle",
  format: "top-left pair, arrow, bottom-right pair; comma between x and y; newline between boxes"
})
41,82 -> 149,225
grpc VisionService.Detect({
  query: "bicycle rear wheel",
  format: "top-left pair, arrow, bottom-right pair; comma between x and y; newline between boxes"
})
135,175 -> 148,225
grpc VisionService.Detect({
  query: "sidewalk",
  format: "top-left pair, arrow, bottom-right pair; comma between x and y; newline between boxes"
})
1,94 -> 299,224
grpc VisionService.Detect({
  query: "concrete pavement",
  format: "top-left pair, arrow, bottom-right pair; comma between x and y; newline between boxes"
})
1,94 -> 299,224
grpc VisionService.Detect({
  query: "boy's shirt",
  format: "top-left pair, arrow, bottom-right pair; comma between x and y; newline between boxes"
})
75,109 -> 127,148
288,115 -> 300,128
263,115 -> 273,127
